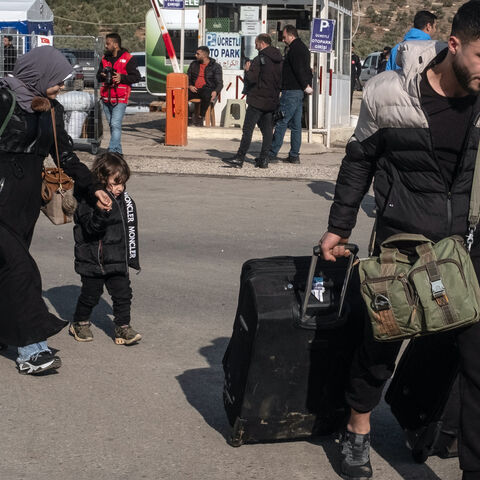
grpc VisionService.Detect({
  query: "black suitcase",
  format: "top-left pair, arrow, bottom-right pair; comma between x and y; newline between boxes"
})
385,332 -> 460,463
222,246 -> 363,446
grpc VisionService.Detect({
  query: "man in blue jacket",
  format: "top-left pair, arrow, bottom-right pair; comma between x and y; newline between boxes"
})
386,10 -> 437,71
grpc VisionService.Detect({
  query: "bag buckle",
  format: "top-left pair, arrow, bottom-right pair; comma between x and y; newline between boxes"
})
372,294 -> 391,312
466,227 -> 476,253
431,279 -> 449,305
431,279 -> 445,298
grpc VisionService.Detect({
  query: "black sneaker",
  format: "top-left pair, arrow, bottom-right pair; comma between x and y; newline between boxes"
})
17,351 -> 62,375
193,116 -> 204,127
254,157 -> 268,169
340,431 -> 372,480
226,155 -> 244,168
283,155 -> 300,164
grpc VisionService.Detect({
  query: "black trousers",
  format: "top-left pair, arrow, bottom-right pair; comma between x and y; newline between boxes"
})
347,286 -> 480,474
237,106 -> 273,160
188,87 -> 213,117
74,274 -> 132,326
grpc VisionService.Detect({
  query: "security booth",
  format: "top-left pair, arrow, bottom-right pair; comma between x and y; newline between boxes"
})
198,0 -> 353,139
0,0 -> 54,55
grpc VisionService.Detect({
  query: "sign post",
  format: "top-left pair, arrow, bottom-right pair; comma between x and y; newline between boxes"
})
309,17 -> 336,146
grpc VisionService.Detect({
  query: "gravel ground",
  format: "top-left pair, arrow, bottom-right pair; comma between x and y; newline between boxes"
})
65,92 -> 363,181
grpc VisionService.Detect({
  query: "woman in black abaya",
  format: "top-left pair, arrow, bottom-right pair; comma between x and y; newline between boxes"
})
0,46 -> 111,374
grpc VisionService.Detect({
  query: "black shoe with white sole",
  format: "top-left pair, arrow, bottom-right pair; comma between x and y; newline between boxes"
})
225,155 -> 244,168
17,351 -> 62,375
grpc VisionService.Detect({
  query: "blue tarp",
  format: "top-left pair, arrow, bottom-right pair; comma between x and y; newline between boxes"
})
0,20 -> 53,35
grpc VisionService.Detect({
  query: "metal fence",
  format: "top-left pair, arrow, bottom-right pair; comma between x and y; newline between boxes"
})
0,34 -> 104,154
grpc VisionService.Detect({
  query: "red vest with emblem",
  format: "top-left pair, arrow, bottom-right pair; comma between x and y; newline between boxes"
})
100,51 -> 133,104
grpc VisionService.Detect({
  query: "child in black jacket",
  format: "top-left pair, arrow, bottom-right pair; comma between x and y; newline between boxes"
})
70,152 -> 141,345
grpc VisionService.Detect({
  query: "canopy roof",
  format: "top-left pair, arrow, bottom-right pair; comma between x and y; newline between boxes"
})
0,0 -> 54,23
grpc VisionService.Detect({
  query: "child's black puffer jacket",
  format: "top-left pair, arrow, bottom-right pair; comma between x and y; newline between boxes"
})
73,191 -> 140,277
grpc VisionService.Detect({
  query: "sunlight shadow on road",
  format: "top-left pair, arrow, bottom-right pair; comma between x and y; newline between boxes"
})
307,181 -> 376,218
176,337 -> 231,439
44,285 -> 115,338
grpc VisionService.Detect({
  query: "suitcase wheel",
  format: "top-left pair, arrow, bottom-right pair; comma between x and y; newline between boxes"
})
228,417 -> 245,447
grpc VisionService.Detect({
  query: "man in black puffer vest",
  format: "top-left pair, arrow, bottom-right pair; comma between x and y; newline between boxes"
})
319,2 -> 480,480
227,34 -> 282,169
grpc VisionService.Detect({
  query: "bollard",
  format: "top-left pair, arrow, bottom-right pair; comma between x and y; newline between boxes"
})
165,73 -> 188,146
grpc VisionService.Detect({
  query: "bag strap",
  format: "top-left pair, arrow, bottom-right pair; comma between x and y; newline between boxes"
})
0,89 -> 16,137
467,143 -> 480,250
50,106 -> 64,191
415,242 -> 457,325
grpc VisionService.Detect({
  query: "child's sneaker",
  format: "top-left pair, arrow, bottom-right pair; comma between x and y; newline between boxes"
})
69,322 -> 94,342
17,351 -> 61,375
114,325 -> 142,345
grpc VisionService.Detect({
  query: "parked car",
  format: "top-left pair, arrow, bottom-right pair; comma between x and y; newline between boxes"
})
70,49 -> 98,87
130,51 -> 146,90
359,51 -> 381,87
60,49 -> 84,91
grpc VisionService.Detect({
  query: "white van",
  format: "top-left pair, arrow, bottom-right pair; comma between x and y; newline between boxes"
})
131,51 -> 146,90
359,51 -> 382,86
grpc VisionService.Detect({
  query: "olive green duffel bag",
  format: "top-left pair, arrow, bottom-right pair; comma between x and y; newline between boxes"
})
359,234 -> 480,341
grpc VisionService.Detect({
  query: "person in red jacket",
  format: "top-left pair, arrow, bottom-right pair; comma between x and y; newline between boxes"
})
96,33 -> 141,154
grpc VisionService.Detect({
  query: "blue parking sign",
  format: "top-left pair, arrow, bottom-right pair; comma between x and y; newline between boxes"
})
310,18 -> 336,53
164,0 -> 184,8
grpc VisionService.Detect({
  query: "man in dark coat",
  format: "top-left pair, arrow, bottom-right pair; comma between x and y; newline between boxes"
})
227,34 -> 282,169
3,35 -> 16,73
376,46 -> 391,74
350,43 -> 362,108
319,2 -> 480,479
187,46 -> 223,126
268,25 -> 312,164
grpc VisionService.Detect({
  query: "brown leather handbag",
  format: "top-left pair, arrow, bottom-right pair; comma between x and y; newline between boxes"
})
41,107 -> 77,225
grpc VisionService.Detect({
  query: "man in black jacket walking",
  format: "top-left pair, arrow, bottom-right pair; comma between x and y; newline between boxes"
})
227,34 -> 282,169
319,2 -> 480,479
350,43 -> 362,109
3,35 -> 16,73
187,46 -> 223,126
269,25 -> 312,164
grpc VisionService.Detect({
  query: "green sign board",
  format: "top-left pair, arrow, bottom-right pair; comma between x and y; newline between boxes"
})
205,18 -> 230,32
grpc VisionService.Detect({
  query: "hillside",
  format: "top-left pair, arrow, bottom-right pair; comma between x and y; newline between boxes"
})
353,0 -> 461,58
49,0 -> 151,51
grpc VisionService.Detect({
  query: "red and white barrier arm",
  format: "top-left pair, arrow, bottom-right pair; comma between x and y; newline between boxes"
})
149,0 -> 181,73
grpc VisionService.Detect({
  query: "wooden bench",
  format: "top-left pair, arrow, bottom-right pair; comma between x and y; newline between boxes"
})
190,98 -> 215,127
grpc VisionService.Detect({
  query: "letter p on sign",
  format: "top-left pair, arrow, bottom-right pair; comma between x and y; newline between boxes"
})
320,20 -> 330,31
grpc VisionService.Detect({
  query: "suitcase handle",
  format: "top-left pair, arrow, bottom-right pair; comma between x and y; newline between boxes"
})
300,243 -> 359,323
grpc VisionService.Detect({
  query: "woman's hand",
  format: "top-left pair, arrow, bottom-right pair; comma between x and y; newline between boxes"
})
95,190 -> 112,211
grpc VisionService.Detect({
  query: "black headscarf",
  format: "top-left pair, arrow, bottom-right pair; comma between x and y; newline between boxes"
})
0,46 -> 73,113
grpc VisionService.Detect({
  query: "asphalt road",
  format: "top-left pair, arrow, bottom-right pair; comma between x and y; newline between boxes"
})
3,174 -> 460,480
